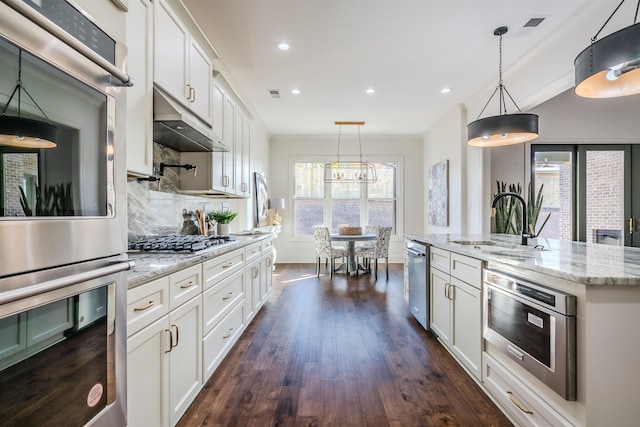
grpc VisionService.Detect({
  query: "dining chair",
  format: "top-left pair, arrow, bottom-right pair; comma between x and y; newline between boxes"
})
312,226 -> 348,277
355,226 -> 392,279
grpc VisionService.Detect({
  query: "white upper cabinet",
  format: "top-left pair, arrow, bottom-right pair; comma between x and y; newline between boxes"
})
153,0 -> 212,125
126,0 -> 153,176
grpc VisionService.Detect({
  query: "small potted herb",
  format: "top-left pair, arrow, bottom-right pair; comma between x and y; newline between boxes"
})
208,210 -> 238,236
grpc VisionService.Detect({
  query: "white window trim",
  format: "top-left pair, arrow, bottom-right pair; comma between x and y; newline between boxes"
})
288,155 -> 404,241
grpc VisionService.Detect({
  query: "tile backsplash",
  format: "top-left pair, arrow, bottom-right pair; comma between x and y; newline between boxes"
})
127,143 -> 230,238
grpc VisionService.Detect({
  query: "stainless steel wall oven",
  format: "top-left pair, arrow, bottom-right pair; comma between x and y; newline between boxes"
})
0,1 -> 131,425
483,269 -> 577,401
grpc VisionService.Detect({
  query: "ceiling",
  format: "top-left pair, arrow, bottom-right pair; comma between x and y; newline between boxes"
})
183,0 -> 602,136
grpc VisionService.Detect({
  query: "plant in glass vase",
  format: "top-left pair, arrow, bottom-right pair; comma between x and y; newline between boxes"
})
208,210 -> 238,237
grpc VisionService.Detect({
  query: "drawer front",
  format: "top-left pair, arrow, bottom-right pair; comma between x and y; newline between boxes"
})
430,246 -> 450,274
169,264 -> 202,311
483,353 -> 572,427
202,249 -> 244,290
202,300 -> 245,380
261,238 -> 273,252
245,241 -> 262,262
202,270 -> 245,335
127,276 -> 170,337
450,253 -> 482,288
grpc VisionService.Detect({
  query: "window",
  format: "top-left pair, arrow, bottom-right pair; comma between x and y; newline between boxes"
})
293,160 -> 398,235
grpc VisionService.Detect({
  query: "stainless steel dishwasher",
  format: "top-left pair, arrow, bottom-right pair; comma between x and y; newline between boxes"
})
405,239 -> 429,329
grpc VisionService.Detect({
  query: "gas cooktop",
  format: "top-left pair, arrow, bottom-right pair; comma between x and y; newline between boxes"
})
127,235 -> 236,253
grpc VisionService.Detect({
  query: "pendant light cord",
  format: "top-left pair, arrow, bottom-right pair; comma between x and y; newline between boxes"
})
591,0 -> 640,42
475,28 -> 523,120
1,50 -> 54,125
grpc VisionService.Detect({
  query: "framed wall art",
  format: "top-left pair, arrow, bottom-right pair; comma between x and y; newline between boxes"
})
427,159 -> 449,226
254,172 -> 269,226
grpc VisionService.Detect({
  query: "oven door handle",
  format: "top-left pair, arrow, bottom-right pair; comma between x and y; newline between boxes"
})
0,260 -> 134,305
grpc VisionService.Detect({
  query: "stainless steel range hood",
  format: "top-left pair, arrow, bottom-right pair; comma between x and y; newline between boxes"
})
153,87 -> 228,152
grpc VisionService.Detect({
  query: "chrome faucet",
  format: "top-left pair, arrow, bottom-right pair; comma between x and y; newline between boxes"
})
491,192 -> 529,245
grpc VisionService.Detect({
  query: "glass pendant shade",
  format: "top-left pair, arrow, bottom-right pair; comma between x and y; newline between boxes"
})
575,22 -> 640,98
467,113 -> 539,147
0,116 -> 57,148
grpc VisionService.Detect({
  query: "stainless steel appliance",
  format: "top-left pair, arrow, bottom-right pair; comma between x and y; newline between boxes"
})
0,0 -> 129,278
128,235 -> 237,253
0,1 -> 132,425
483,269 -> 577,400
406,239 -> 429,330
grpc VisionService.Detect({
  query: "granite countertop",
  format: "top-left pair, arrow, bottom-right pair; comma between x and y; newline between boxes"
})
127,233 -> 272,289
404,233 -> 640,286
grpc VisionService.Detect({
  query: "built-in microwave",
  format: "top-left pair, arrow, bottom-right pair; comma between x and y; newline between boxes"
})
0,0 -> 130,278
483,269 -> 577,401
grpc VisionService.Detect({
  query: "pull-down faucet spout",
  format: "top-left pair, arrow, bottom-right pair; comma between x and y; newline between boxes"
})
491,192 -> 529,245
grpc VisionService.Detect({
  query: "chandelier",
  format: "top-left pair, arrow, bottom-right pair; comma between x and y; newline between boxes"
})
324,121 -> 377,183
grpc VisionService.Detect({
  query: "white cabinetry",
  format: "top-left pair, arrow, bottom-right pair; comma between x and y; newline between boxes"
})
429,247 -> 483,380
125,0 -> 153,176
244,241 -> 262,322
180,77 -> 251,198
127,265 -> 202,427
153,0 -> 211,124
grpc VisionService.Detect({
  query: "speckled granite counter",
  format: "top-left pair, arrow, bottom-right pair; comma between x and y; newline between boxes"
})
404,233 -> 640,286
127,234 -> 271,289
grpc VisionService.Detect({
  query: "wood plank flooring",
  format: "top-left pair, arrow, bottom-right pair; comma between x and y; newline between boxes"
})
177,263 -> 512,427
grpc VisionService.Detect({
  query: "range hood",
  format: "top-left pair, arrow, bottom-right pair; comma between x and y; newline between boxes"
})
152,87 -> 228,152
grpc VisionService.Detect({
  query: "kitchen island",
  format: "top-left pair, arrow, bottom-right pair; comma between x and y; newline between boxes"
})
405,233 -> 640,427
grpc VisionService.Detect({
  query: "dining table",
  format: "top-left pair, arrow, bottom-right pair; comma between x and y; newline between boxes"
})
330,232 -> 376,276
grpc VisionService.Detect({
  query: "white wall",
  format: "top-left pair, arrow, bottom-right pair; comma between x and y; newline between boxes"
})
269,134 -> 423,263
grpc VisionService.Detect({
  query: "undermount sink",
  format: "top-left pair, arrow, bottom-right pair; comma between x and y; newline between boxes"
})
450,240 -> 549,252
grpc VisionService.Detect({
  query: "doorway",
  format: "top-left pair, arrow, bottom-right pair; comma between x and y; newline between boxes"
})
532,144 -> 640,247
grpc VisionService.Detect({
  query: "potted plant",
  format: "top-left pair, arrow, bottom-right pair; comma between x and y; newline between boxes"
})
208,209 -> 238,236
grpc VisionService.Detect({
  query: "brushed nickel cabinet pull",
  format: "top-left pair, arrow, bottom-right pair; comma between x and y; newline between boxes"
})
190,86 -> 196,102
506,391 -> 533,414
180,281 -> 195,289
185,84 -> 192,100
222,292 -> 233,300
165,329 -> 173,353
222,261 -> 234,268
172,324 -> 179,348
133,300 -> 154,311
223,328 -> 234,339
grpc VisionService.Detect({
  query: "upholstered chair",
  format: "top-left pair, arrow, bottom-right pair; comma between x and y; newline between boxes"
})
354,226 -> 392,279
312,226 -> 348,277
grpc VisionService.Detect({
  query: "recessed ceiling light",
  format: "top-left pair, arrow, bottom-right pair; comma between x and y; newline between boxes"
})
366,88 -> 375,94
276,41 -> 290,51
441,87 -> 451,94
291,89 -> 300,95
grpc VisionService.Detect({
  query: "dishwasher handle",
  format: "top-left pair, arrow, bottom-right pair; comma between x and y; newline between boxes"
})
405,247 -> 426,257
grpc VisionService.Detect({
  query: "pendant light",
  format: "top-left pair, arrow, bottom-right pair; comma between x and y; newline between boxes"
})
467,26 -> 539,147
575,0 -> 640,98
324,121 -> 377,183
0,49 -> 57,149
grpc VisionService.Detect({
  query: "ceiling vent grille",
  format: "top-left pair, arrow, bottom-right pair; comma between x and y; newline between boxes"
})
524,17 -> 545,28
269,90 -> 281,98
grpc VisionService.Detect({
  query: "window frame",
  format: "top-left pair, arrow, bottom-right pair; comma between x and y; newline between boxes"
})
289,155 -> 403,240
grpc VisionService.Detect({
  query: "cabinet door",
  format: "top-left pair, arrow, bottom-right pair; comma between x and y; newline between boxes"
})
187,38 -> 212,124
212,79 -> 225,140
154,0 -> 189,106
262,252 -> 273,298
429,267 -> 451,347
169,295 -> 202,426
127,315 -> 170,427
240,112 -> 251,197
26,297 -> 73,346
222,97 -> 236,192
450,277 -> 482,380
126,0 -> 153,176
244,260 -> 260,322
0,313 -> 26,360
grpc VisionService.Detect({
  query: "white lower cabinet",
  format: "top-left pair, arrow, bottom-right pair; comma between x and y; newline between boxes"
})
127,315 -> 170,427
127,238 -> 273,426
429,247 -> 483,380
483,353 -> 572,427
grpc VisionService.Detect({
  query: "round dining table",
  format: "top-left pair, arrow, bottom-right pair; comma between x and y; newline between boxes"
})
330,233 -> 376,276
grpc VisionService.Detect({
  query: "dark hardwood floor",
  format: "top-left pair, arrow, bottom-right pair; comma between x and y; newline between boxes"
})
178,263 -> 512,427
